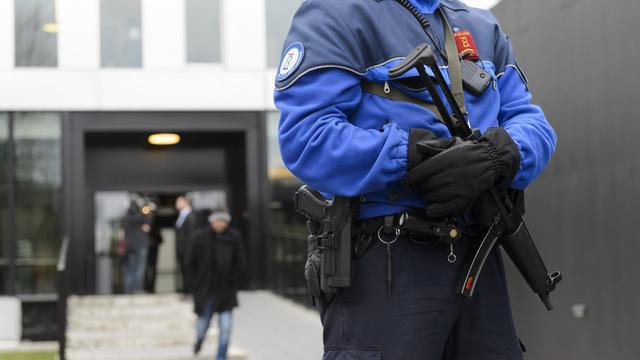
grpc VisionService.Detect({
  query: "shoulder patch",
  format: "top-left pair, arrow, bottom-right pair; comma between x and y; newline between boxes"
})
277,42 -> 305,82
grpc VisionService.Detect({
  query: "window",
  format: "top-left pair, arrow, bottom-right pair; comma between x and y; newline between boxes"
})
13,113 -> 62,294
14,0 -> 58,67
186,0 -> 222,63
0,114 -> 8,294
101,0 -> 143,68
266,0 -> 303,68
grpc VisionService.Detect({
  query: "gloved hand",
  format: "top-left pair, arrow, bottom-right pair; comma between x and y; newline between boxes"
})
481,127 -> 521,188
406,128 -> 520,218
407,128 -> 439,170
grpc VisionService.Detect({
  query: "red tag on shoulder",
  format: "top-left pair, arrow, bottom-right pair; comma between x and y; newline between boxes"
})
453,30 -> 480,61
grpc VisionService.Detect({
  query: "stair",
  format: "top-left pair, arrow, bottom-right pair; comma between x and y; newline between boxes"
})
65,294 -> 247,360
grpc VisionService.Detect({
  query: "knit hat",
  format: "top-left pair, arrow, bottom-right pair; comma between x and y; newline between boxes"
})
208,210 -> 231,223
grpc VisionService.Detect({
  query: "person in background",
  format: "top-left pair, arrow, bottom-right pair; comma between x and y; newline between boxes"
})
175,194 -> 199,295
188,209 -> 245,359
145,221 -> 163,293
122,201 -> 151,294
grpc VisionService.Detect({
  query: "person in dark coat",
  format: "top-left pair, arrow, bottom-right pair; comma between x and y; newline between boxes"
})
122,201 -> 151,294
188,209 -> 245,359
145,221 -> 163,293
175,195 -> 199,294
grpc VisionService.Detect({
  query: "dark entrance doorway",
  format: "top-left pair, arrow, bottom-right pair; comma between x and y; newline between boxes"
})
62,112 -> 269,295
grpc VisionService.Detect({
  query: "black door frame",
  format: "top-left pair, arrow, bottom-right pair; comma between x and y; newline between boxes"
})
62,111 -> 269,294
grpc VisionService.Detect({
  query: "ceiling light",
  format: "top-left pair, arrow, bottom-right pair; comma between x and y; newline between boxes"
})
42,22 -> 58,33
148,133 -> 180,146
461,0 -> 502,10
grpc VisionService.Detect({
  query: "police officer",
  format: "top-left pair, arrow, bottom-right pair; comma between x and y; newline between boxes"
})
275,0 -> 557,359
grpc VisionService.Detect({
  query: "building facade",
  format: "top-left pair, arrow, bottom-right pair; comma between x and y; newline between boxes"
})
5,1 -> 640,359
0,0 -> 306,339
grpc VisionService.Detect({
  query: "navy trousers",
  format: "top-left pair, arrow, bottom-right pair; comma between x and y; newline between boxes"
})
320,235 -> 523,360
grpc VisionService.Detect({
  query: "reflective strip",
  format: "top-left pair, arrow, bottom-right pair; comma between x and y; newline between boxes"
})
496,64 -> 529,91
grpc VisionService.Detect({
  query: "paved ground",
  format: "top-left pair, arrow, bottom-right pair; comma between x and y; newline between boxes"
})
0,341 -> 57,352
2,291 -> 322,360
231,291 -> 323,360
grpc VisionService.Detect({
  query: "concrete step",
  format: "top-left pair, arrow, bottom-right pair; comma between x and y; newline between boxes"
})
67,316 -> 196,332
66,344 -> 247,360
66,328 -> 219,350
68,294 -> 185,308
64,294 -> 249,359
68,304 -> 193,319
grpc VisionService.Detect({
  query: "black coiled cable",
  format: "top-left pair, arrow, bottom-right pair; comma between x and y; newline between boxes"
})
395,0 -> 430,29
394,0 -> 448,62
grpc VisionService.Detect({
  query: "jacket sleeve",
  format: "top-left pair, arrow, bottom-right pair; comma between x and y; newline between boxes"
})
275,68 -> 409,196
493,23 -> 557,190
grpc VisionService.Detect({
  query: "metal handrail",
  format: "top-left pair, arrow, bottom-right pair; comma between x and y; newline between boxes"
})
56,236 -> 70,360
57,237 -> 70,272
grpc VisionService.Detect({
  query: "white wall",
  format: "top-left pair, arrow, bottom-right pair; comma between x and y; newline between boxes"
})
0,0 -> 14,69
58,0 -> 100,68
0,0 -> 278,111
223,0 -> 266,70
142,0 -> 185,69
0,297 -> 21,343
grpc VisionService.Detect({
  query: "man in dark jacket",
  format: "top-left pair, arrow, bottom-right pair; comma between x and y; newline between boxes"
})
175,195 -> 199,294
122,201 -> 151,294
188,209 -> 245,359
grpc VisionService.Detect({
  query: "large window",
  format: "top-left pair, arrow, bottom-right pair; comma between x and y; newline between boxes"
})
100,0 -> 143,68
266,0 -> 302,68
0,114 -> 8,294
14,0 -> 58,67
13,113 -> 62,295
186,0 -> 222,63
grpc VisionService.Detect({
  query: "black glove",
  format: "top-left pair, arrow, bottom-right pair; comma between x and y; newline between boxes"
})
406,128 -> 520,218
407,128 -> 439,170
480,127 -> 521,188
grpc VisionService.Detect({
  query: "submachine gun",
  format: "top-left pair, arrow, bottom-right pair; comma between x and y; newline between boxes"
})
294,186 -> 357,299
389,44 -> 562,310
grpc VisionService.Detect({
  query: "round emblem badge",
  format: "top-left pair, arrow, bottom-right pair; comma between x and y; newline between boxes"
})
277,42 -> 305,81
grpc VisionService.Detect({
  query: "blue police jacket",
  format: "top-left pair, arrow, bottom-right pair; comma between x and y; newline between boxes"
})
274,0 -> 557,219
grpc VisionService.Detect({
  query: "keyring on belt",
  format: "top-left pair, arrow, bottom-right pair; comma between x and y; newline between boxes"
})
377,226 -> 400,245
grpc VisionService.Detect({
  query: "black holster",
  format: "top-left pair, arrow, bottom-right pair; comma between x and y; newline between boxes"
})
295,186 -> 358,301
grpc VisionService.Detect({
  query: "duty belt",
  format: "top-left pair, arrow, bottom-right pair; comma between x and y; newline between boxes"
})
353,211 -> 471,258
359,212 -> 462,241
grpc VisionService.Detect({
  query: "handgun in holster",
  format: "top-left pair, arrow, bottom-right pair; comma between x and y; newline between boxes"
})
294,185 -> 357,298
